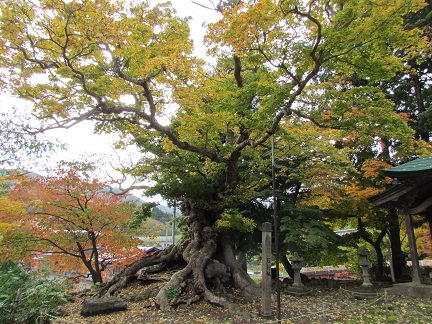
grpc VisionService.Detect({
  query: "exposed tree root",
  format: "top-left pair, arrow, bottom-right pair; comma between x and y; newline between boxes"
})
220,233 -> 261,300
99,241 -> 187,297
203,288 -> 253,320
154,226 -> 259,318
155,225 -> 217,310
100,216 -> 260,319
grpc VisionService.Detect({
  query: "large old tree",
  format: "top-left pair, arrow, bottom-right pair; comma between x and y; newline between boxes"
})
0,0 -> 427,310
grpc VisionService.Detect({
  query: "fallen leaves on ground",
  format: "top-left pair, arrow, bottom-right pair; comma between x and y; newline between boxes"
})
50,280 -> 432,323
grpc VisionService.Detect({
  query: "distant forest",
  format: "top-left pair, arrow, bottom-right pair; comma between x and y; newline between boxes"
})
152,206 -> 173,224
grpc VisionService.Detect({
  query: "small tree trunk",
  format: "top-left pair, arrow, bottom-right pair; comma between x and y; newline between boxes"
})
426,214 -> 432,250
281,255 -> 294,278
374,241 -> 385,279
77,241 -> 103,285
10,288 -> 21,324
372,228 -> 387,280
89,269 -> 103,285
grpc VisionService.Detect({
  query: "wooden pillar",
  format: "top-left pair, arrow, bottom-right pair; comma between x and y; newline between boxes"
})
386,239 -> 396,283
388,207 -> 404,280
426,213 -> 432,252
261,222 -> 272,317
404,213 -> 422,284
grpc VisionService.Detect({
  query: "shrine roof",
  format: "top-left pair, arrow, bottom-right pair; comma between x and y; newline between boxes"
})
383,157 -> 432,178
369,157 -> 432,211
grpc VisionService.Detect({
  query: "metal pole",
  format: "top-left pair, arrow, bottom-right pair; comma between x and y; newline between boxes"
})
165,223 -> 168,248
172,201 -> 176,245
272,134 -> 281,322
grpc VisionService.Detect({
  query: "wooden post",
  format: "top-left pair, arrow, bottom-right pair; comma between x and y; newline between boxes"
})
404,214 -> 422,284
261,222 -> 272,317
387,238 -> 396,283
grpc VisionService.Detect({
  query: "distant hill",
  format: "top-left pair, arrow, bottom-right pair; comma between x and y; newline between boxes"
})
152,206 -> 173,223
157,205 -> 173,214
100,187 -> 179,221
105,187 -> 146,205
108,189 -> 175,215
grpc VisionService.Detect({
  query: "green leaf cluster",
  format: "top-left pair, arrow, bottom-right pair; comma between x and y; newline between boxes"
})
279,205 -> 344,265
215,211 -> 256,233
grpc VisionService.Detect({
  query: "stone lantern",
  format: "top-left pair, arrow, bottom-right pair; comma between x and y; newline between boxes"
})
358,246 -> 372,287
351,246 -> 382,299
291,252 -> 304,288
285,252 -> 310,296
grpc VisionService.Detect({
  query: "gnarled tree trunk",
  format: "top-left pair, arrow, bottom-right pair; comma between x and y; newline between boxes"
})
99,240 -> 187,297
100,202 -> 260,313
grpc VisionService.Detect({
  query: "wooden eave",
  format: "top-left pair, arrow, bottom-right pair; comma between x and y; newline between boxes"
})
369,157 -> 432,215
368,183 -> 418,207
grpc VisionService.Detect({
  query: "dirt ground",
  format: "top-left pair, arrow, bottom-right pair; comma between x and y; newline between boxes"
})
50,279 -> 432,324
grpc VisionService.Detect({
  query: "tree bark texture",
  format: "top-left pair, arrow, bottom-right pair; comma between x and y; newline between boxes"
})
100,204 -> 259,313
80,297 -> 127,316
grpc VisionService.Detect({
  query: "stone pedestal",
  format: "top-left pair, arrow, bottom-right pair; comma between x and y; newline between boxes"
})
386,282 -> 432,299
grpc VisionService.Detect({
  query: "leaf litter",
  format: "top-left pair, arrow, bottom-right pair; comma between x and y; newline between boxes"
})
51,280 -> 432,323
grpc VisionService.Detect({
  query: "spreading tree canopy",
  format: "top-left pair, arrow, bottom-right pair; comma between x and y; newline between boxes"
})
0,0 -> 428,311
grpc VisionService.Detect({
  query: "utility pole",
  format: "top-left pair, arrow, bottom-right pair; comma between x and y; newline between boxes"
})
172,200 -> 177,245
272,134 -> 281,322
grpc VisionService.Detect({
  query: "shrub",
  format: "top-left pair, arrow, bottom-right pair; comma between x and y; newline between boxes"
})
0,260 -> 70,323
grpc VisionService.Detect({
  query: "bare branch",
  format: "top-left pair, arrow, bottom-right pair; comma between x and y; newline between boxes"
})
191,0 -> 218,11
109,184 -> 150,196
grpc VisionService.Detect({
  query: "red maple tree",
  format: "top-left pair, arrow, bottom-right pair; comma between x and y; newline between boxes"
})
1,165 -> 142,284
